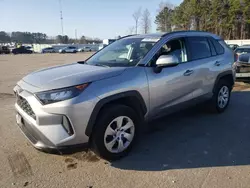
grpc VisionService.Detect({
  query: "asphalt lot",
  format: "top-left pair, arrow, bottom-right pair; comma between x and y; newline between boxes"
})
1,53 -> 250,188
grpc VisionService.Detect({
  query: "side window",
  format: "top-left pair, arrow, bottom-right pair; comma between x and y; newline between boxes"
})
187,37 -> 211,61
149,38 -> 187,66
211,39 -> 224,55
207,38 -> 217,56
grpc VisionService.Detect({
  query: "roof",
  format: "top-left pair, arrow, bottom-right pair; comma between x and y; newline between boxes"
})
125,30 -> 222,40
237,45 -> 250,49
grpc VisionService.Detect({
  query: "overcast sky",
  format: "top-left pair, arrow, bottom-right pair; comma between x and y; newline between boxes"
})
1,0 -> 182,39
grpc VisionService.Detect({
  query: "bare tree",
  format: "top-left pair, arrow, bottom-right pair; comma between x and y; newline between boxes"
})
141,9 -> 151,34
158,1 -> 174,12
133,8 -> 142,34
127,26 -> 135,35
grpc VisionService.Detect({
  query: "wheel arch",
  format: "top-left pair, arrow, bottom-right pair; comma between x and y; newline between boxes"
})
213,70 -> 235,93
85,91 -> 147,137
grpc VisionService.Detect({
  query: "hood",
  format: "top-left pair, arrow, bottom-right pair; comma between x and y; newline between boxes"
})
22,63 -> 126,90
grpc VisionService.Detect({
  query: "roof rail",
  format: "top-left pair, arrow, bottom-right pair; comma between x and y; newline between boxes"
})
161,30 -> 219,38
117,34 -> 138,40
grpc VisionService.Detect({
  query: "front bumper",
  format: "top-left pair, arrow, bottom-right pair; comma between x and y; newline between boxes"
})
14,81 -> 97,152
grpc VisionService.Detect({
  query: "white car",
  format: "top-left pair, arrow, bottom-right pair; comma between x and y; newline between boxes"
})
78,46 -> 92,52
59,46 -> 77,53
98,44 -> 107,50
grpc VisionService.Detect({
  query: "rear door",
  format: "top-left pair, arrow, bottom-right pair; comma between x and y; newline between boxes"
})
185,36 -> 217,98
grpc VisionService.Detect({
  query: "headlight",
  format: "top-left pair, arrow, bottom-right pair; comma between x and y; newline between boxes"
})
35,83 -> 89,105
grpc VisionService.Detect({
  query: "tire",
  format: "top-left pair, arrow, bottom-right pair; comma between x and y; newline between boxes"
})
208,79 -> 232,113
91,105 -> 139,161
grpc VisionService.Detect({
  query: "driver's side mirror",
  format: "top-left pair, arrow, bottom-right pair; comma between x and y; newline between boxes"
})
154,55 -> 179,73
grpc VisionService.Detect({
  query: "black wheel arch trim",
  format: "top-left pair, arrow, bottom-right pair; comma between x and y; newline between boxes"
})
213,70 -> 234,93
85,91 -> 147,137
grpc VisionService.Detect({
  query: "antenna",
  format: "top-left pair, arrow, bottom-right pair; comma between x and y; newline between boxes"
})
59,0 -> 64,35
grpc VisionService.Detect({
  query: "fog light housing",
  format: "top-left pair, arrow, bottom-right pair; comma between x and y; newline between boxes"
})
62,116 -> 74,136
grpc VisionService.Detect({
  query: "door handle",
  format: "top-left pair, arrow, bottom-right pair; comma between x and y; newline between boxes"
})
214,61 -> 221,66
183,70 -> 194,76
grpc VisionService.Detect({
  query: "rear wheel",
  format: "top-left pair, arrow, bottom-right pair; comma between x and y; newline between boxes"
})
91,105 -> 138,160
208,79 -> 232,113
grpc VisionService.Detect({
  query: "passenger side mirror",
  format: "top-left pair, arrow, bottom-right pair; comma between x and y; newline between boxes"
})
154,55 -> 179,73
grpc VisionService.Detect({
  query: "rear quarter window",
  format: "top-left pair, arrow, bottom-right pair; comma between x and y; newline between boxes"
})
212,39 -> 225,55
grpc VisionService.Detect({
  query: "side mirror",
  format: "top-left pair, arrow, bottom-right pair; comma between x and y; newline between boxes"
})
154,55 -> 179,73
156,55 -> 179,68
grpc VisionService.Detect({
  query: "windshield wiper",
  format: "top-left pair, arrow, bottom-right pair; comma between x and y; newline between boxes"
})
95,64 -> 110,68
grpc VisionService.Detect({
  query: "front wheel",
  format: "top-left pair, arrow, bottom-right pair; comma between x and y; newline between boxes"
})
91,105 -> 138,161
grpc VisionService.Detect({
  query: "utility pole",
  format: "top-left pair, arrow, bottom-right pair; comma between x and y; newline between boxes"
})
75,29 -> 77,42
59,0 -> 64,35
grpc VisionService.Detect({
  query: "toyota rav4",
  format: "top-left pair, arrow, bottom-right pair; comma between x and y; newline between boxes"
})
14,31 -> 235,160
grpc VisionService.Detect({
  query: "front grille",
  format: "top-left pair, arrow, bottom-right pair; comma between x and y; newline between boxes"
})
17,95 -> 36,120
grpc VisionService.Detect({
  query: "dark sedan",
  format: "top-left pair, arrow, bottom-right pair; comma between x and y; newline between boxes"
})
0,46 -> 11,54
12,46 -> 33,54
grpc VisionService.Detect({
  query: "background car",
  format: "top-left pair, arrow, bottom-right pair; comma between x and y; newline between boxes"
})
42,47 -> 56,53
235,53 -> 250,78
12,46 -> 33,54
98,44 -> 107,50
0,46 -> 11,54
78,46 -> 92,52
235,45 -> 250,55
59,46 -> 77,53
228,44 -> 239,51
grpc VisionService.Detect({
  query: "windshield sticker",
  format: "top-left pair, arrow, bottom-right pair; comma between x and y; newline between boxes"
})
142,38 -> 160,42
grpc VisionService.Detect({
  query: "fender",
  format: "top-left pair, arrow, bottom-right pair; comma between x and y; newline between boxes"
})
85,91 -> 147,137
213,70 -> 234,93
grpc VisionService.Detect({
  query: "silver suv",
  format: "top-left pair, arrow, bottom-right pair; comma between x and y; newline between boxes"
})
14,31 -> 235,160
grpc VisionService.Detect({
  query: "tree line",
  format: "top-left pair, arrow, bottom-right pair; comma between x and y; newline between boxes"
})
155,0 -> 250,40
0,31 -> 101,44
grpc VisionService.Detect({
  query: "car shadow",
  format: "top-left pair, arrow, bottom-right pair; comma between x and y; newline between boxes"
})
111,91 -> 250,171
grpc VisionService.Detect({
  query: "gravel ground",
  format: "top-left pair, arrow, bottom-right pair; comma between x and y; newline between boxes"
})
1,54 -> 250,188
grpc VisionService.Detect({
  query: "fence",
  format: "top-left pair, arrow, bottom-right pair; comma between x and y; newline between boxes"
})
225,40 -> 250,46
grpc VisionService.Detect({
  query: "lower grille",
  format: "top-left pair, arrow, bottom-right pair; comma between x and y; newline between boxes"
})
17,95 -> 36,120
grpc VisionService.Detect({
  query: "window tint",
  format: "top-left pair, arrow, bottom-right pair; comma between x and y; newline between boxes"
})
187,37 -> 211,60
207,38 -> 217,56
149,38 -> 187,66
211,39 -> 224,55
235,48 -> 250,54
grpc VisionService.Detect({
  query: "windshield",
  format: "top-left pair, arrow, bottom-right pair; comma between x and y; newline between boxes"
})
235,48 -> 250,54
86,37 -> 157,67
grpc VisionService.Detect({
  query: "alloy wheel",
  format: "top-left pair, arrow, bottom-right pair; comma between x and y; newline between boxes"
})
104,116 -> 135,153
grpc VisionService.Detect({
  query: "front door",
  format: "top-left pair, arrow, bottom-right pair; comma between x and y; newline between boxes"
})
145,37 -> 198,118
